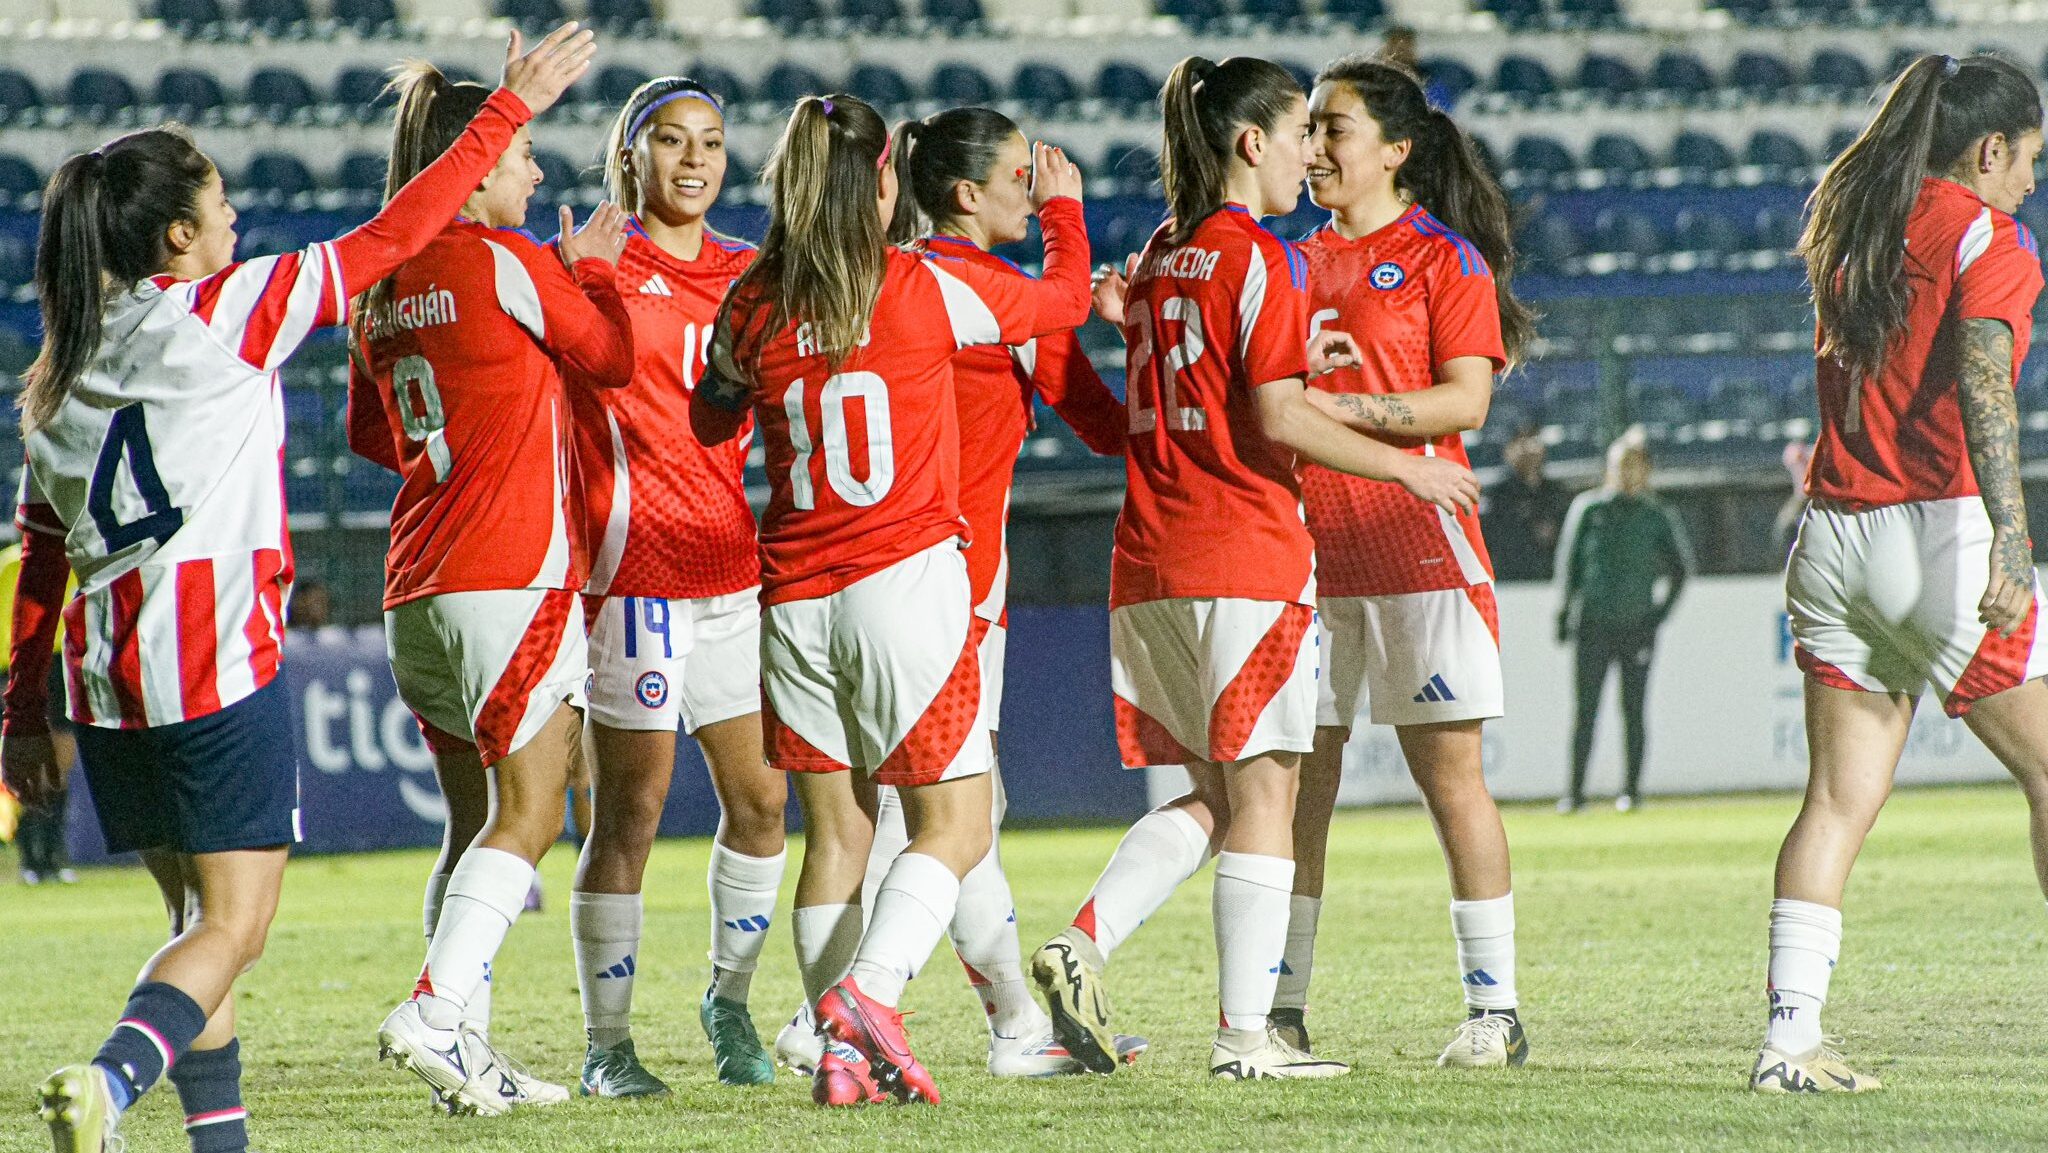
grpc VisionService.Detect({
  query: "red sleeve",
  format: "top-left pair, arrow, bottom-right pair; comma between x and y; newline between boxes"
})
3,526 -> 68,737
345,350 -> 401,473
1240,235 -> 1310,388
925,197 -> 1093,348
1957,217 -> 2045,354
1025,331 -> 1125,455
14,458 -> 60,538
498,238 -> 634,389
1428,247 -> 1507,371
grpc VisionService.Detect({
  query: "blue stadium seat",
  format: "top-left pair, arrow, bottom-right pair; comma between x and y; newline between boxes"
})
1590,208 -> 1665,259
1478,0 -> 1545,27
595,65 -> 650,108
0,234 -> 36,291
1097,61 -> 1156,109
240,0 -> 310,33
1157,0 -> 1226,28
1806,49 -> 1870,94
1556,0 -> 1620,23
1728,51 -> 1797,95
337,151 -> 387,200
533,150 -> 579,201
1240,0 -> 1306,27
1715,0 -> 1774,21
587,0 -> 655,30
1518,213 -> 1581,269
154,0 -> 226,32
330,0 -> 398,31
1647,51 -> 1714,99
1322,0 -> 1384,25
1506,135 -> 1574,183
1576,53 -> 1639,98
1493,55 -> 1556,101
1672,208 -> 1746,255
1102,140 -> 1158,183
67,69 -> 139,120
333,66 -> 390,121
1886,47 -> 1927,82
238,224 -> 302,259
690,64 -> 749,105
1865,0 -> 1931,16
1669,131 -> 1735,176
0,154 -> 41,209
244,152 -> 315,203
847,62 -> 913,107
0,70 -> 37,124
154,68 -> 226,119
496,0 -> 566,26
1788,0 -> 1854,19
247,66 -> 317,123
1752,203 -> 1803,251
760,62 -> 830,106
1586,133 -> 1653,178
840,0 -> 905,26
1011,62 -> 1078,109
1744,130 -> 1810,176
1823,125 -> 1858,159
1417,57 -> 1478,104
922,0 -> 984,30
756,0 -> 825,29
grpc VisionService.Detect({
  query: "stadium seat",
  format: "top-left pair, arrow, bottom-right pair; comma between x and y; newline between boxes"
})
1506,135 -> 1574,184
1715,0 -> 1774,21
1012,62 -> 1078,109
495,0 -> 566,26
1096,61 -> 1156,109
1417,57 -> 1479,105
67,68 -> 139,121
0,234 -> 35,292
921,0 -> 984,31
246,66 -> 317,124
239,0 -> 310,33
533,150 -> 580,207
586,0 -> 655,30
1477,0 -> 1545,27
1671,208 -> 1746,255
1752,203 -> 1803,252
330,0 -> 398,31
1321,0 -> 1383,26
1823,125 -> 1858,159
1518,213 -> 1582,270
1493,55 -> 1556,102
1240,0 -> 1306,28
759,61 -> 830,107
1669,131 -> 1736,178
1102,140 -> 1158,183
840,0 -> 905,28
333,66 -> 391,121
1590,208 -> 1664,259
1806,49 -> 1870,95
595,65 -> 651,108
1743,130 -> 1810,177
1865,0 -> 1931,17
756,0 -> 826,29
1156,0 -> 1226,29
153,0 -> 225,32
154,68 -> 227,120
244,152 -> 316,204
1647,51 -> 1714,100
1727,51 -> 1797,96
847,62 -> 913,108
1886,47 -> 1927,82
1586,134 -> 1653,179
1576,53 -> 1639,99
690,64 -> 750,105
0,70 -> 37,124
0,153 -> 42,210
1556,0 -> 1619,24
336,151 -> 387,201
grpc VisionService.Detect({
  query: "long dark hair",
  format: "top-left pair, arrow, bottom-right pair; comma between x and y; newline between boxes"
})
714,94 -> 890,374
354,62 -> 492,340
886,106 -> 1018,244
22,128 -> 214,432
1316,54 -> 1535,366
1159,55 -> 1300,245
604,74 -> 725,216
1804,53 -> 2041,382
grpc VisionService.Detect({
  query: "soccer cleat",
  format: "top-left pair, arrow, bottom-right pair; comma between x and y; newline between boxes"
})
580,1038 -> 671,1099
375,1000 -> 510,1117
1438,1010 -> 1529,1068
812,1040 -> 888,1107
1750,1043 -> 1880,1094
816,978 -> 939,1105
1114,1033 -> 1150,1066
38,1064 -> 120,1153
1270,1007 -> 1311,1054
492,1050 -> 572,1109
774,1005 -> 826,1074
1030,927 -> 1118,1075
988,1029 -> 1081,1078
700,988 -> 775,1086
1210,1027 -> 1351,1080
1556,796 -> 1580,815
1615,794 -> 1637,813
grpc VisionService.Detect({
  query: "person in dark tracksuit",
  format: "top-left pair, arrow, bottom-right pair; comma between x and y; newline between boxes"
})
1555,431 -> 1692,812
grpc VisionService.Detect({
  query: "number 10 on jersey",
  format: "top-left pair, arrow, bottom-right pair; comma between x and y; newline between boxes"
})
781,372 -> 895,509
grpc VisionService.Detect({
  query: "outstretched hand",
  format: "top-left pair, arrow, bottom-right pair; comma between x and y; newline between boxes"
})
558,202 -> 629,269
501,22 -> 597,117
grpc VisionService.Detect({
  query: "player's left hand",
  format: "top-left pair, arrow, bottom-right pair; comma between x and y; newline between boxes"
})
0,732 -> 61,810
1092,260 -> 1130,326
1030,142 -> 1084,209
1308,329 -> 1359,375
1980,527 -> 2037,637
558,202 -> 629,269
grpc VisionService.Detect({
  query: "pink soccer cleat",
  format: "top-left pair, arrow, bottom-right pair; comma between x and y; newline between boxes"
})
812,1040 -> 888,1107
816,978 -> 939,1105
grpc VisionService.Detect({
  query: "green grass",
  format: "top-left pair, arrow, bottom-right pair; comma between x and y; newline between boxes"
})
7,786 -> 2048,1152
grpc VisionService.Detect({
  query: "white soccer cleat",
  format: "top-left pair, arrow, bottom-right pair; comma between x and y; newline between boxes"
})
1438,1011 -> 1529,1068
989,1029 -> 1084,1077
376,1000 -> 510,1117
480,1036 -> 572,1108
774,1005 -> 826,1075
1210,1026 -> 1351,1080
1750,1042 -> 1880,1093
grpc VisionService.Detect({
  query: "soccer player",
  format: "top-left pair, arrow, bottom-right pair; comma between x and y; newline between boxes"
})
7,25 -> 594,1153
1756,52 -> 2048,1093
567,75 -> 787,1095
349,58 -> 635,1115
1028,56 -> 1479,1081
690,93 -> 1091,1106
1272,55 -> 1536,1068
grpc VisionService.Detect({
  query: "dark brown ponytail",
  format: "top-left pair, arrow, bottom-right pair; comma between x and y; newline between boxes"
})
1159,55 -> 1300,246
885,106 -> 1020,245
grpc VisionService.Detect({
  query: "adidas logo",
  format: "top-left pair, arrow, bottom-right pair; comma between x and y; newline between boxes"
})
722,914 -> 771,932
1462,968 -> 1498,987
597,954 -> 636,979
639,274 -> 673,297
1413,673 -> 1457,704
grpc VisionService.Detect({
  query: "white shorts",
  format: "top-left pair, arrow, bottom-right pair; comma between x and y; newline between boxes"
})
761,541 -> 992,787
1788,497 -> 2048,717
1110,597 -> 1318,768
1316,585 -> 1504,731
385,587 -> 588,766
586,588 -> 762,734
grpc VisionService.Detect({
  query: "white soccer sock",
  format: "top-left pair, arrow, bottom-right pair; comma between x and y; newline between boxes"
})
1213,852 -> 1294,1033
708,844 -> 786,1004
414,848 -> 532,1030
848,852 -> 961,1008
1765,898 -> 1840,1054
1073,805 -> 1212,959
424,869 -> 493,1035
1450,893 -> 1518,1013
1273,894 -> 1322,1012
952,843 -> 1049,1037
572,890 -> 642,1049
792,903 -> 863,1005
864,786 -> 910,913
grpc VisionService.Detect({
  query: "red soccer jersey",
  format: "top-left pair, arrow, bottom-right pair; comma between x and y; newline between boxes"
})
1808,177 -> 2045,509
920,234 -> 1126,622
1298,207 -> 1506,597
574,225 -> 760,600
355,221 -> 634,608
707,197 -> 1092,607
1111,205 -> 1315,610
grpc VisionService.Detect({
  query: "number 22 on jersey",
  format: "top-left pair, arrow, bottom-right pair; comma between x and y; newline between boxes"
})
1128,296 -> 1208,433
782,372 -> 895,509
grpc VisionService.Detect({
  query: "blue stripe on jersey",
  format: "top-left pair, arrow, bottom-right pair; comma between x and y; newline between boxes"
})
1253,220 -> 1310,289
2020,222 -> 2040,258
925,234 -> 1032,278
707,232 -> 758,254
1411,211 -> 1485,276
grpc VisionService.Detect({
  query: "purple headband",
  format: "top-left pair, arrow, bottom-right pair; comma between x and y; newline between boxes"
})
627,85 -> 723,144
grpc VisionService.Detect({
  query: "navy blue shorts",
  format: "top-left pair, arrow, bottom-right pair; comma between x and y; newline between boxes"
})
76,673 -> 301,856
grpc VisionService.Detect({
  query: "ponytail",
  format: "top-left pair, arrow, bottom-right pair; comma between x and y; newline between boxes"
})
1804,52 -> 2041,382
603,75 -> 726,216
715,94 -> 889,375
1315,54 -> 1535,366
23,128 -> 213,433
885,106 -> 1020,246
884,117 -> 927,244
1159,55 -> 1300,246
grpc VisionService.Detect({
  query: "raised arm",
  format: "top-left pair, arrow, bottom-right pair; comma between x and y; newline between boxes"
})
1959,317 -> 2034,636
0,492 -> 71,807
1023,331 -> 1124,456
691,322 -> 753,448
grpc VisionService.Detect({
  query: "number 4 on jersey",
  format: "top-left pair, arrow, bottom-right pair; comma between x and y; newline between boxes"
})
89,404 -> 185,552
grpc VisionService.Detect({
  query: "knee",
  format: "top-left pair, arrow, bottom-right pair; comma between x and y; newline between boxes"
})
727,789 -> 789,840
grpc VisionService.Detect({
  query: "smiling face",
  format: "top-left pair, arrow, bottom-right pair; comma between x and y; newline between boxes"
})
630,95 -> 728,227
1249,92 -> 1313,218
1307,81 -> 1407,214
468,125 -> 542,229
1969,127 -> 2044,214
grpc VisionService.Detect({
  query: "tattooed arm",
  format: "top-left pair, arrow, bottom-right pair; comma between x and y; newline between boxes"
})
1304,354 -> 1495,439
1958,316 -> 2036,637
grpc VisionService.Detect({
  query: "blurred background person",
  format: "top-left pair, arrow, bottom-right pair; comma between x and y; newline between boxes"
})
1484,423 -> 1571,581
1774,440 -> 1816,562
1555,429 -> 1693,812
0,536 -> 76,885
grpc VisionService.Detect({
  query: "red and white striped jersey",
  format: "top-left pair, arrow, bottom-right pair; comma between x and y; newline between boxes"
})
918,234 -> 1125,623
702,196 -> 1091,606
1112,205 -> 1315,610
353,221 -> 634,609
573,225 -> 760,600
1299,207 -> 1506,597
10,87 -> 534,730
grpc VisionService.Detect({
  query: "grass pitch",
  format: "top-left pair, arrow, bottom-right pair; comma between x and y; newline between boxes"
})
6,786 -> 2048,1152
